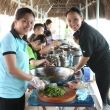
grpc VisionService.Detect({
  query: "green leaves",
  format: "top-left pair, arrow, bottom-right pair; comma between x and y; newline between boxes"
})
41,85 -> 65,97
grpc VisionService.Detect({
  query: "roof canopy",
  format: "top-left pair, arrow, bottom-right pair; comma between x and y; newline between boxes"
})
0,0 -> 110,20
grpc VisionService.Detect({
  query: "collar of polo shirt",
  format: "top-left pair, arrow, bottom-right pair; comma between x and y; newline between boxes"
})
10,28 -> 22,39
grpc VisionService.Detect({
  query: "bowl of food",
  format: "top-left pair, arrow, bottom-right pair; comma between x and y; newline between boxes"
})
34,67 -> 74,85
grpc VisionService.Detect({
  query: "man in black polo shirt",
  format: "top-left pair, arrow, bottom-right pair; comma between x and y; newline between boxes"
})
66,7 -> 110,110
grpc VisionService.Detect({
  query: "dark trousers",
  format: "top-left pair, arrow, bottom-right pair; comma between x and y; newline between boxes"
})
95,73 -> 110,105
0,94 -> 25,110
90,59 -> 110,105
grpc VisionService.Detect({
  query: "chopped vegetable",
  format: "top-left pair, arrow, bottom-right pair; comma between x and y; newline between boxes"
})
74,80 -> 78,84
40,75 -> 60,79
67,83 -> 74,89
41,85 -> 65,97
64,66 -> 70,68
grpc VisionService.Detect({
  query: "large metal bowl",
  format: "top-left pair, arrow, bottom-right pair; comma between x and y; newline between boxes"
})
34,67 -> 74,85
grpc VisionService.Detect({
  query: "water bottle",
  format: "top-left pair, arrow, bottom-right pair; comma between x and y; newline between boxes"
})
64,56 -> 69,67
68,52 -> 73,67
73,55 -> 80,66
58,57 -> 61,66
56,55 -> 61,66
59,54 -> 65,66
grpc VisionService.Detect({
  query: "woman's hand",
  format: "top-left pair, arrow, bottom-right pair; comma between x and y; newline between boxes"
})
29,76 -> 45,91
44,59 -> 51,66
70,66 -> 78,73
51,40 -> 61,47
50,46 -> 54,51
70,66 -> 81,75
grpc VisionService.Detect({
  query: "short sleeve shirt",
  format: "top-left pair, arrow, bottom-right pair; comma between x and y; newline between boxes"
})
44,29 -> 53,46
0,28 -> 29,98
26,44 -> 37,70
76,21 -> 109,67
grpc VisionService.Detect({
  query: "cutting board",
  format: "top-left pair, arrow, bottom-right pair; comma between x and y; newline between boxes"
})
38,87 -> 76,103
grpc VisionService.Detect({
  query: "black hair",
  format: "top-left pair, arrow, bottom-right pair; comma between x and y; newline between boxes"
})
15,8 -> 35,20
28,34 -> 36,42
11,8 -> 35,29
44,31 -> 52,37
31,34 -> 46,44
33,23 -> 44,31
66,7 -> 83,17
11,8 -> 35,42
66,24 -> 68,28
44,19 -> 52,29
22,35 -> 29,43
45,19 -> 52,25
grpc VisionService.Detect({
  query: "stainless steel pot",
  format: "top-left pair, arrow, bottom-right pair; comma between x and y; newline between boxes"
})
60,45 -> 69,51
34,67 -> 74,85
63,50 -> 82,57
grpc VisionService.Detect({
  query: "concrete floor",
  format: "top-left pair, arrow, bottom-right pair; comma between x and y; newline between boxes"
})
25,90 -> 85,110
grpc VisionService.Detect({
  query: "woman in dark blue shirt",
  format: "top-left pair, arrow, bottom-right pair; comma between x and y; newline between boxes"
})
44,19 -> 53,46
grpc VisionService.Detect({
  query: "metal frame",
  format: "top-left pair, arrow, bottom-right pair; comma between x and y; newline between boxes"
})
18,0 -> 20,8
30,0 -> 33,10
96,0 -> 100,30
86,0 -> 88,21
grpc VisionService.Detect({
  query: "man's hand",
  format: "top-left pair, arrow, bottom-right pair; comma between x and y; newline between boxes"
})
70,66 -> 78,73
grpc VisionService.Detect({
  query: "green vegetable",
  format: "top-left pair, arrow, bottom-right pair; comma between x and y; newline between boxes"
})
40,75 -> 60,79
41,85 -> 65,97
64,66 -> 70,68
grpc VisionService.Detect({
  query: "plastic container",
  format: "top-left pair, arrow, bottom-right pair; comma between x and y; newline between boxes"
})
69,52 -> 73,67
73,55 -> 80,66
64,56 -> 69,67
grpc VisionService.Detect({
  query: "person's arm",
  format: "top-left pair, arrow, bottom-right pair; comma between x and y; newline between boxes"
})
39,41 -> 60,54
4,54 -> 32,81
30,59 -> 49,66
2,35 -> 45,90
73,56 -> 90,72
39,45 -> 53,54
